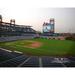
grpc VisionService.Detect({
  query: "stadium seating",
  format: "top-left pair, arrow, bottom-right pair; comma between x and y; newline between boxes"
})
0,55 -> 29,67
0,35 -> 35,42
21,56 -> 39,67
0,49 -> 23,62
0,50 -> 75,67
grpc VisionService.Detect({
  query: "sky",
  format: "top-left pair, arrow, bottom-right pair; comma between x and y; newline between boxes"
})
0,0 -> 75,33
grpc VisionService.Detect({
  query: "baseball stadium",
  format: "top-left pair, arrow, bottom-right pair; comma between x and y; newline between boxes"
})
0,15 -> 75,67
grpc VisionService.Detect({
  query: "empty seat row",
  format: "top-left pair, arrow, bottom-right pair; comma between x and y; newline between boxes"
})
0,35 -> 35,42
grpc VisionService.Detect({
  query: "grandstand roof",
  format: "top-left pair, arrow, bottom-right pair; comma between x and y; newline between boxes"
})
0,22 -> 32,28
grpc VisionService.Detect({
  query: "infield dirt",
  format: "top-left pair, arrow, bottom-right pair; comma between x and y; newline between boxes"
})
24,41 -> 42,49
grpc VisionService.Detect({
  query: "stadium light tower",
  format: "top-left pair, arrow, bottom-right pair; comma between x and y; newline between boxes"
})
50,18 -> 55,24
10,19 -> 15,26
43,18 -> 55,35
50,18 -> 55,33
0,15 -> 2,24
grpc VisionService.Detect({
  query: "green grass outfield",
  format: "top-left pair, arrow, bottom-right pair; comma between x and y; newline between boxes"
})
0,38 -> 75,56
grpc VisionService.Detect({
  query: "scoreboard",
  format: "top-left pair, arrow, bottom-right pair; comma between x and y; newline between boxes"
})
43,23 -> 54,33
43,19 -> 54,33
43,24 -> 52,32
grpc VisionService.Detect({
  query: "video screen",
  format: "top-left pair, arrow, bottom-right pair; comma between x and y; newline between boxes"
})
43,25 -> 51,32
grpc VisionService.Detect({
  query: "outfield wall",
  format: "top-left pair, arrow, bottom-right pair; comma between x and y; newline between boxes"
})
41,36 -> 65,40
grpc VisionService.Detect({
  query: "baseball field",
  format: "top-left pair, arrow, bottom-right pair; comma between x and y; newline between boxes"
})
0,38 -> 75,56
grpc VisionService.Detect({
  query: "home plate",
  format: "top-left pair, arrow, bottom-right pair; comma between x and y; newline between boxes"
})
51,58 -> 70,63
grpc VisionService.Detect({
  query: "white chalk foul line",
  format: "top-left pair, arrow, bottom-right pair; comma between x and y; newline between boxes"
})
0,48 -> 12,52
14,51 -> 23,54
0,47 -> 23,54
